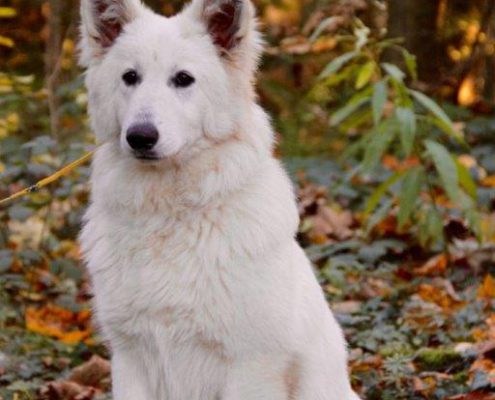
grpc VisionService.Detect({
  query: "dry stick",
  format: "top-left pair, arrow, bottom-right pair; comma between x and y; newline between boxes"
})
38,146 -> 74,251
425,173 -> 452,265
46,5 -> 80,245
40,11 -> 79,248
0,151 -> 94,207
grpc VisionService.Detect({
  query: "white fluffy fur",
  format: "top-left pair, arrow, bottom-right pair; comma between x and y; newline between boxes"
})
79,0 -> 360,399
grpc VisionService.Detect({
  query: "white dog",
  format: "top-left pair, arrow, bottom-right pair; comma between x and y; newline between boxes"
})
79,0 -> 359,399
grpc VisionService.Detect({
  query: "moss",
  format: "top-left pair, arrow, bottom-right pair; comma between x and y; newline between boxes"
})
415,348 -> 465,372
453,370 -> 469,384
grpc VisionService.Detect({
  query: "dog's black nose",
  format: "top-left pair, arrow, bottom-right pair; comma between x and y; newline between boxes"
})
126,123 -> 159,151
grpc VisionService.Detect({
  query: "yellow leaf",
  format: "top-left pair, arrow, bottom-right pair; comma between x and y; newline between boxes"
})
6,112 -> 19,128
0,75 -> 13,93
13,75 -> 34,85
0,35 -> 14,48
355,61 -> 375,90
0,7 -> 17,18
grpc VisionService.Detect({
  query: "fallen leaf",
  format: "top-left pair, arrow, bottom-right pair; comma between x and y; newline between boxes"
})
481,176 -> 495,188
332,301 -> 362,314
25,305 -> 91,345
39,381 -> 91,400
478,275 -> 495,299
40,356 -> 110,400
382,155 -> 420,172
418,283 -> 464,311
414,254 -> 448,276
69,356 -> 111,389
307,206 -> 353,242
298,183 -> 328,216
373,215 -> 398,236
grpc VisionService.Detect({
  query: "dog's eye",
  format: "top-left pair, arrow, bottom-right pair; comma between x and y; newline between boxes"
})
172,71 -> 195,88
122,70 -> 140,86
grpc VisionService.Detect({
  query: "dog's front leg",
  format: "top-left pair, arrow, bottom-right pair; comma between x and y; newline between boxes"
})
112,349 -> 151,400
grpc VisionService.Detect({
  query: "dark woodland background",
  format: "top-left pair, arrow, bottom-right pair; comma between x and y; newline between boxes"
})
1,0 -> 495,399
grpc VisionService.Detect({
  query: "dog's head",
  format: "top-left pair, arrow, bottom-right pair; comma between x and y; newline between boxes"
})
80,0 -> 262,162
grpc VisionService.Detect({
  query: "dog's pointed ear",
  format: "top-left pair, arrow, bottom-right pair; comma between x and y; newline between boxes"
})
80,0 -> 145,65
203,0 -> 244,50
187,0 -> 258,54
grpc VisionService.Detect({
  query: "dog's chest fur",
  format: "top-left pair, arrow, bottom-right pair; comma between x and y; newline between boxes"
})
80,148 -> 302,397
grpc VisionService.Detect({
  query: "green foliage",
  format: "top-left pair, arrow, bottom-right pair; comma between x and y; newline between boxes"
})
311,21 -> 481,248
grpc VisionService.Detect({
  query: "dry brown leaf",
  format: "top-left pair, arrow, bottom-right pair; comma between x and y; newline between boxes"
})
332,301 -> 362,314
39,381 -> 91,400
298,183 -> 327,216
69,356 -> 111,389
350,353 -> 383,373
414,254 -> 448,276
308,206 -> 353,242
40,356 -> 110,400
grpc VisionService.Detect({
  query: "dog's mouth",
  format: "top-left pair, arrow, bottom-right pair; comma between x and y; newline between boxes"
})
133,152 -> 162,162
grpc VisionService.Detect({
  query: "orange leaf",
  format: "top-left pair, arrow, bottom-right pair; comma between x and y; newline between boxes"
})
481,176 -> 495,188
418,283 -> 463,311
414,254 -> 448,276
25,304 -> 92,345
382,155 -> 420,172
478,275 -> 495,299
374,215 -> 398,236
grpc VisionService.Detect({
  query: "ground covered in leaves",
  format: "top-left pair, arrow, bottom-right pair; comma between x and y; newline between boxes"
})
1,143 -> 495,400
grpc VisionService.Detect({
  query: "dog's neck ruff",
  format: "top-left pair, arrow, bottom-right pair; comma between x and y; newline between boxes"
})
91,138 -> 268,218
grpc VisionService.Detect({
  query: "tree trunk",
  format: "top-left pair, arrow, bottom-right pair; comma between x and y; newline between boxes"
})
387,0 -> 445,83
45,0 -> 63,139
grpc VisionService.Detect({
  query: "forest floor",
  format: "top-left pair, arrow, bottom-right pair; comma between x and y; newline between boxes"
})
1,143 -> 495,400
